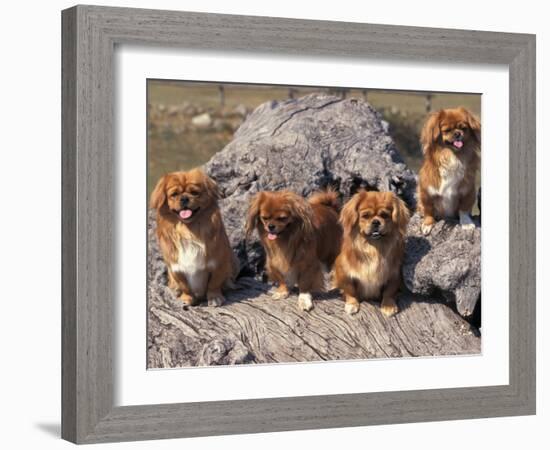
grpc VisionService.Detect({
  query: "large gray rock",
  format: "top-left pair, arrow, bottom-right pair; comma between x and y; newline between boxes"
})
403,214 -> 481,318
205,93 -> 417,274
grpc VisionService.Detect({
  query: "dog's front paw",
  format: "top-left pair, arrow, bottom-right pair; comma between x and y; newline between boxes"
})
179,292 -> 195,305
207,292 -> 226,307
298,293 -> 313,311
421,221 -> 434,235
380,301 -> 399,317
344,302 -> 360,315
272,288 -> 290,300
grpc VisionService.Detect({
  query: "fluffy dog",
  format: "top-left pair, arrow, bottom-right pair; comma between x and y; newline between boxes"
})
150,169 -> 236,307
417,107 -> 481,235
246,190 -> 342,311
334,191 -> 410,316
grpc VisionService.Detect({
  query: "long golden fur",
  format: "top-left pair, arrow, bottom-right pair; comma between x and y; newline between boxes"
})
417,107 -> 481,235
246,190 -> 342,311
150,169 -> 237,307
334,191 -> 410,316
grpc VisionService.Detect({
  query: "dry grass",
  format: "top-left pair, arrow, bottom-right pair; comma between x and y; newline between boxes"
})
148,80 -> 480,115
147,80 -> 481,201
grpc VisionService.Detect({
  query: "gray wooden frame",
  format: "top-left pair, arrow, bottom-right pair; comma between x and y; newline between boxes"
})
61,4 -> 536,444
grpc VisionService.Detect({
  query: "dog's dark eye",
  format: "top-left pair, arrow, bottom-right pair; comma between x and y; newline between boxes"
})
170,192 -> 179,198
188,190 -> 200,197
441,128 -> 451,133
379,211 -> 389,219
276,216 -> 288,221
261,216 -> 270,221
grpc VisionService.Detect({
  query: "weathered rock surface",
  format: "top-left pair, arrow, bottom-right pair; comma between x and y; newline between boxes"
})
205,94 -> 417,274
403,214 -> 481,318
147,212 -> 480,367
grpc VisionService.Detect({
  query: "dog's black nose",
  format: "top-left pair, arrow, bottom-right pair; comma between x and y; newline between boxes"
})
372,219 -> 380,227
268,224 -> 276,231
180,196 -> 189,206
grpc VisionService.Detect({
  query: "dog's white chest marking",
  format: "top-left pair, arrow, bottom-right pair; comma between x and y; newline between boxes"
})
348,251 -> 392,300
427,155 -> 465,217
171,239 -> 208,295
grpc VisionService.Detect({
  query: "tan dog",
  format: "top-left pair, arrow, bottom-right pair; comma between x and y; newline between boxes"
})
150,169 -> 236,307
334,191 -> 410,316
246,190 -> 342,311
417,107 -> 481,235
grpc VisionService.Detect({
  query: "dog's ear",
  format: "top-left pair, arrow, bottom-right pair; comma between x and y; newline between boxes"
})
245,192 -> 264,238
286,192 -> 314,236
201,171 -> 221,200
391,193 -> 410,237
340,192 -> 362,236
460,107 -> 481,145
420,111 -> 442,155
150,175 -> 167,210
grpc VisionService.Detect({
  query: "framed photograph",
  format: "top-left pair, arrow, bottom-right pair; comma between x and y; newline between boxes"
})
62,5 -> 536,444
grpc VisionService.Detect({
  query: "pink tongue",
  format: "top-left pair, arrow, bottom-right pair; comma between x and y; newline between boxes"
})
179,209 -> 193,219
267,233 -> 278,240
453,140 -> 464,149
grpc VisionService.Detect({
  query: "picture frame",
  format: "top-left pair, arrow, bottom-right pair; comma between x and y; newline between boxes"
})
61,4 -> 536,444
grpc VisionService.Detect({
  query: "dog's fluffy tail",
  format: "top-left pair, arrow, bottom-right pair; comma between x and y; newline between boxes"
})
308,189 -> 341,212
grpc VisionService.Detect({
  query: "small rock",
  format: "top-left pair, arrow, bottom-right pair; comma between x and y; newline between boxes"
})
233,103 -> 248,117
167,106 -> 180,116
213,118 -> 228,132
182,104 -> 197,116
191,112 -> 212,128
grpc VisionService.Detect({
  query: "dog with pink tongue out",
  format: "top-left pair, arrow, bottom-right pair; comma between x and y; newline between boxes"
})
150,169 -> 238,307
246,190 -> 342,311
417,107 -> 481,235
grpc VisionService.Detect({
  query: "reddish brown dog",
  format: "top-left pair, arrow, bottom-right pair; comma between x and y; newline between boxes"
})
334,191 -> 410,316
417,107 -> 481,235
150,169 -> 236,307
246,190 -> 342,311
